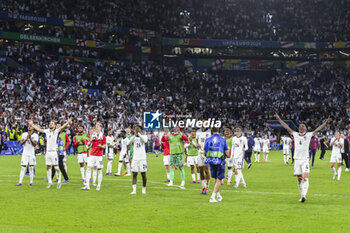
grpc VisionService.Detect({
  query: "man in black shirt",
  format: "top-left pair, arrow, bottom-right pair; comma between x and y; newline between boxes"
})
319,135 -> 328,160
341,134 -> 349,171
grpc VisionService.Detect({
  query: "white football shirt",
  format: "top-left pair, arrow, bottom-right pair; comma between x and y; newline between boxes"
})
106,136 -> 115,155
331,138 -> 344,156
129,134 -> 148,161
21,132 -> 38,156
44,128 -> 60,152
120,137 -> 130,155
231,136 -> 248,158
282,137 -> 291,149
196,131 -> 211,150
262,139 -> 270,149
292,132 -> 313,160
254,138 -> 261,148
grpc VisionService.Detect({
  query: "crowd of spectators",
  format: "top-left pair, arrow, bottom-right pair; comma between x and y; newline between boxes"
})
1,0 -> 349,41
1,43 -> 350,145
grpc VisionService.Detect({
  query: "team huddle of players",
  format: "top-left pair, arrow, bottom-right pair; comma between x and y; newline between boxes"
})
16,114 -> 342,202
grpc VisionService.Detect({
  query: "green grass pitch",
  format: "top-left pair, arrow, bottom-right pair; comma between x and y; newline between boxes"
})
0,151 -> 350,233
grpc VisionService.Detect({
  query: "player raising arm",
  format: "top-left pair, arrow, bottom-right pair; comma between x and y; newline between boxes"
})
28,117 -> 72,189
274,113 -> 331,202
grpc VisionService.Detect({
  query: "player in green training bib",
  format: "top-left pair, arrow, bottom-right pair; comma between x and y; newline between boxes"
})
73,125 -> 89,182
224,128 -> 234,185
125,128 -> 134,175
167,127 -> 189,188
185,129 -> 200,183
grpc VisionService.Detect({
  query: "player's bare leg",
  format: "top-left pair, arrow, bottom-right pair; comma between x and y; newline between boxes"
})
141,172 -> 147,194
196,164 -> 200,183
204,165 -> 210,193
164,165 -> 170,182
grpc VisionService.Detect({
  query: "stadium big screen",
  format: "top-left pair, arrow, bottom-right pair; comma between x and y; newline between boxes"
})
1,0 -> 350,232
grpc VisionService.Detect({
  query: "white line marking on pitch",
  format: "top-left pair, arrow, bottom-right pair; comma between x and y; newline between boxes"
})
2,174 -> 350,198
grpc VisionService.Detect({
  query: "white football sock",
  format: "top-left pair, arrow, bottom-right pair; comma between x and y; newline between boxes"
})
228,169 -> 233,182
201,180 -> 206,188
254,153 -> 258,161
297,180 -> 303,196
80,167 -> 85,180
283,155 -> 286,163
266,154 -> 269,161
197,173 -> 200,181
239,170 -> 245,184
64,163 -> 67,172
55,166 -> 61,183
235,173 -> 240,186
47,169 -> 52,184
191,173 -> 196,181
98,169 -> 103,186
107,160 -> 112,173
337,167 -> 342,180
19,166 -> 26,183
29,166 -> 34,183
302,178 -> 309,197
132,184 -> 136,193
331,167 -> 337,175
85,168 -> 91,189
257,153 -> 260,161
211,192 -> 217,199
127,163 -> 131,174
117,162 -> 123,174
93,169 -> 97,183
166,172 -> 170,180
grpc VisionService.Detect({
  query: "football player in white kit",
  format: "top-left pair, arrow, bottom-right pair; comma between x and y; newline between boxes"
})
253,135 -> 262,162
281,135 -> 292,164
129,125 -> 148,194
115,130 -> 130,176
16,124 -> 38,186
329,131 -> 344,181
230,128 -> 248,189
262,135 -> 270,162
29,117 -> 72,189
197,128 -> 211,194
105,129 -> 116,175
275,113 -> 331,202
